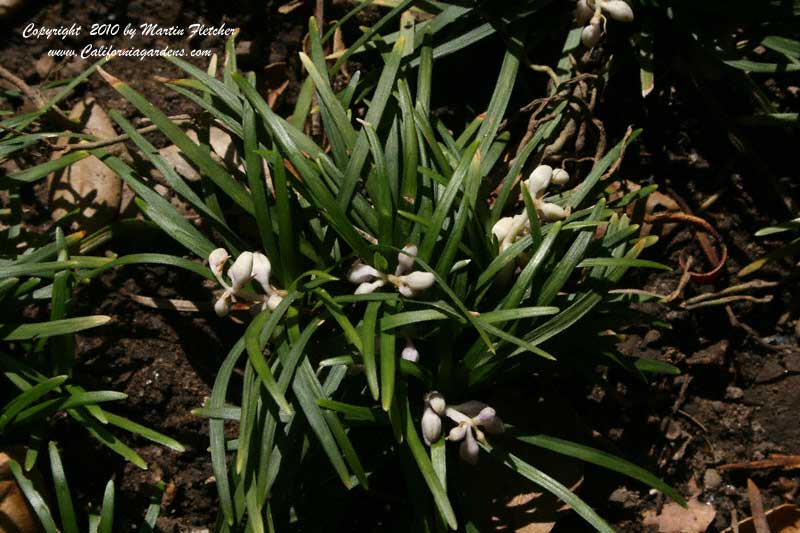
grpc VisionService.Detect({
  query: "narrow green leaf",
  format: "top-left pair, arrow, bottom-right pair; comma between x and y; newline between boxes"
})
48,442 -> 79,533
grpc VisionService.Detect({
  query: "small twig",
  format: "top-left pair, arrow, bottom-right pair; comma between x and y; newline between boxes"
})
600,125 -> 633,181
684,294 -> 773,311
683,280 -> 778,306
725,305 -> 782,351
746,479 -> 770,533
56,117 -> 194,153
664,255 -> 693,303
0,65 -> 73,128
720,454 -> 800,472
731,508 -> 740,533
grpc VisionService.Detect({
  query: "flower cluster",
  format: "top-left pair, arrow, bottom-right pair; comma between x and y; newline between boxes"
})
575,0 -> 634,48
492,165 -> 571,252
421,392 -> 504,465
348,244 -> 435,297
209,248 -> 284,316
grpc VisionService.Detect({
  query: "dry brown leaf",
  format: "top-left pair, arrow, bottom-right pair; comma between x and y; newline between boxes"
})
159,144 -> 201,182
642,498 -> 717,533
1,448 -> 43,533
262,62 -> 290,108
724,504 -> 800,533
48,99 -> 125,231
129,293 -> 208,312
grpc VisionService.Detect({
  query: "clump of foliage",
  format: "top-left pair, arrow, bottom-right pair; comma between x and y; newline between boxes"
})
0,2 -> 726,530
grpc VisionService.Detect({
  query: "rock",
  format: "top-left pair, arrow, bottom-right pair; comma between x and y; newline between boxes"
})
725,386 -> 744,400
703,468 -> 722,490
609,486 -> 641,509
0,0 -> 25,18
755,359 -> 786,383
642,498 -> 716,533
686,340 -> 728,366
47,99 -> 126,231
783,351 -> 800,373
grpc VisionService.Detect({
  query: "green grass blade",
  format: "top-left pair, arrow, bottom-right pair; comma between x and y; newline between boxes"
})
98,479 -> 115,533
48,442 -> 79,533
361,301 -> 381,401
1,316 -> 110,341
518,434 -> 686,506
379,328 -> 396,412
8,458 -> 59,533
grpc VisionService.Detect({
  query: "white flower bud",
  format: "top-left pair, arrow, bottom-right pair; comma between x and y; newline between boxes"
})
421,407 -> 442,445
214,290 -> 232,317
348,263 -> 381,284
426,392 -> 446,416
492,216 -> 515,242
581,23 -> 603,48
266,293 -> 283,311
538,202 -> 571,221
355,279 -> 385,295
228,251 -> 254,291
575,0 -> 595,24
459,428 -> 479,465
400,271 -> 435,292
401,339 -> 419,363
551,168 -> 570,186
448,424 -> 468,442
395,244 -> 418,275
251,252 -> 272,294
526,165 -> 553,198
209,248 -> 230,277
601,0 -> 633,22
476,406 -> 504,434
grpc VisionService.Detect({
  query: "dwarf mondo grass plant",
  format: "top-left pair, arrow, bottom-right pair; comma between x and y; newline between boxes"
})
2,12 -> 688,532
62,16 -> 687,529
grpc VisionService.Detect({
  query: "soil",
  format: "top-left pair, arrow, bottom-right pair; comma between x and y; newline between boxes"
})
1,0 -> 799,532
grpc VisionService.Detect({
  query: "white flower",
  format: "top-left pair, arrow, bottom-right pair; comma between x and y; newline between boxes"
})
581,22 -> 603,48
348,245 -> 434,298
419,392 -> 501,463
349,263 -> 382,284
214,290 -> 233,317
575,0 -> 594,24
601,0 -> 633,22
459,427 -> 480,465
355,279 -> 386,295
538,202 -> 571,221
265,293 -> 283,311
526,165 -> 553,199
492,216 -> 515,243
395,244 -> 418,275
401,337 -> 420,363
421,407 -> 442,445
427,392 -> 446,416
551,168 -> 570,186
208,249 -> 284,317
251,252 -> 272,294
209,248 -> 230,278
397,271 -> 435,298
228,251 -> 254,291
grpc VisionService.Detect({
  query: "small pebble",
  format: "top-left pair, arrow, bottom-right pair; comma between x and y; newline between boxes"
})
725,386 -> 744,400
703,469 -> 722,490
